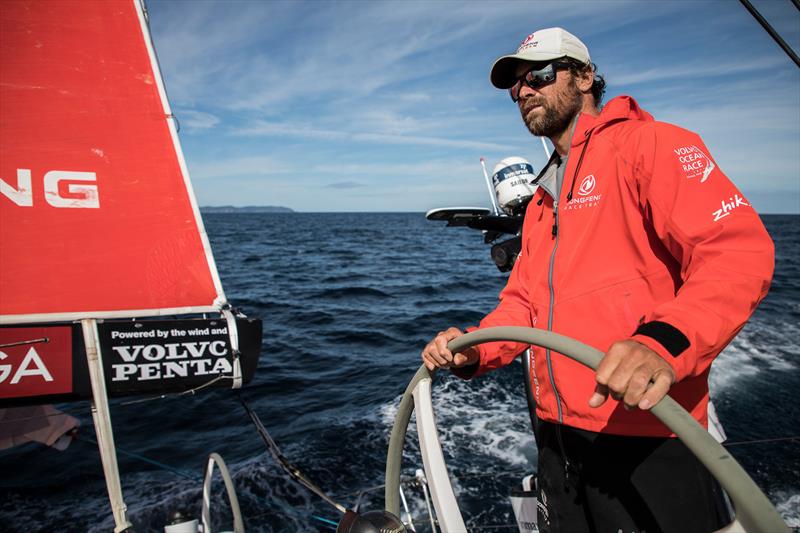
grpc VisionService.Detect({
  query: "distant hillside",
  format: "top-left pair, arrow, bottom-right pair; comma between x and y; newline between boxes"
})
200,205 -> 294,213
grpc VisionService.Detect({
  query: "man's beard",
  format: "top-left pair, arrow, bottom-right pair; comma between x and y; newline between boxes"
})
519,80 -> 583,138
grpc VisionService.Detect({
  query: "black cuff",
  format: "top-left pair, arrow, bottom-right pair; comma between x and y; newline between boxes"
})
634,321 -> 690,358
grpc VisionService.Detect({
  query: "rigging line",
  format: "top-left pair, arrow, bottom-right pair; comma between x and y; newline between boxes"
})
116,375 -> 233,406
239,394 -> 348,514
0,411 -> 78,425
455,469 -> 529,479
312,515 -> 340,527
178,374 -> 232,395
329,469 -> 529,501
77,432 -> 201,481
738,0 -> 800,68
244,499 -> 339,531
724,435 -> 800,446
0,337 -> 48,349
465,525 -> 518,531
330,476 -> 419,500
247,488 -> 511,532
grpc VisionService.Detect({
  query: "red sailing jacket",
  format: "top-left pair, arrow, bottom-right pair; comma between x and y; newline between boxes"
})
459,96 -> 774,437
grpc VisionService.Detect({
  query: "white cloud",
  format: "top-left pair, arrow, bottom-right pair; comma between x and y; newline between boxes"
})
178,110 -> 220,131
324,181 -> 364,189
188,156 -> 291,180
610,55 -> 789,86
232,119 -> 512,151
150,0 -> 669,112
148,0 -> 799,212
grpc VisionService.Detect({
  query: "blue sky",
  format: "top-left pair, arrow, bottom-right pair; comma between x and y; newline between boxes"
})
147,0 -> 800,213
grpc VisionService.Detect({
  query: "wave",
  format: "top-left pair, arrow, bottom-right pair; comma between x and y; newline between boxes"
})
774,492 -> 800,528
3,212 -> 796,531
311,287 -> 392,300
320,329 -> 403,348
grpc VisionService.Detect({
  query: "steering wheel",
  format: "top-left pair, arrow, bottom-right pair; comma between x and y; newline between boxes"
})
384,326 -> 789,533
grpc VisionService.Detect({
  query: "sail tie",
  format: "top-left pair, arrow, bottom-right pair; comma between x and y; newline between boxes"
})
221,306 -> 243,389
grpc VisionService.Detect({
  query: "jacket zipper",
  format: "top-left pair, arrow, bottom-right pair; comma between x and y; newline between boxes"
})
546,199 -> 562,424
544,129 -> 593,480
545,198 -> 570,477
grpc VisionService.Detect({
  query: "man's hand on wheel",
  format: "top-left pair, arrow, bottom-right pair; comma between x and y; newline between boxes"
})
589,339 -> 676,411
421,327 -> 480,371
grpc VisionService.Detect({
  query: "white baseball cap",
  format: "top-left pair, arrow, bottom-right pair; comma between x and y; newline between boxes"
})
490,27 -> 591,89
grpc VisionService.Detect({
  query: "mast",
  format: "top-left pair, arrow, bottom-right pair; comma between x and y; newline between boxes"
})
83,319 -> 132,532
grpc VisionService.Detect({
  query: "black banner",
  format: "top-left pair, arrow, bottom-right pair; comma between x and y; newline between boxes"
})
0,317 -> 262,407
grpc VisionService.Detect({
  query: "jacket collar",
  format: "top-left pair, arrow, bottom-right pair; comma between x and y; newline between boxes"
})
533,96 -> 653,201
532,149 -> 561,199
570,95 -> 654,148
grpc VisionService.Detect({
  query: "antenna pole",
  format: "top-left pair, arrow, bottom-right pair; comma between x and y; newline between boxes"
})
540,137 -> 551,159
480,157 -> 501,215
738,0 -> 800,68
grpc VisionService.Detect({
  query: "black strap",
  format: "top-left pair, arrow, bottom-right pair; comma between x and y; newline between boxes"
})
634,321 -> 690,357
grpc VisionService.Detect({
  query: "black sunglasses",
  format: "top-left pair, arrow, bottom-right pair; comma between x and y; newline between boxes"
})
509,61 -> 571,102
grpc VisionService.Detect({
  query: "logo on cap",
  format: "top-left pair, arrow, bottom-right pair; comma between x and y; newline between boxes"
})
518,33 -> 538,52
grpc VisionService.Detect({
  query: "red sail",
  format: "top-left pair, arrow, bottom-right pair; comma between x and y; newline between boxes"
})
0,0 -> 225,322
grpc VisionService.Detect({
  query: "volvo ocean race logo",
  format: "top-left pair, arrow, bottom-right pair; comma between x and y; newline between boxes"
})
674,145 -> 715,182
564,174 -> 602,211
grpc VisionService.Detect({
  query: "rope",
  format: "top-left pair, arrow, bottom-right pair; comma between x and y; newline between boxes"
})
465,525 -> 518,531
724,436 -> 800,447
0,337 -> 48,349
116,375 -> 233,406
312,514 -> 340,527
238,491 -> 339,531
0,409 -> 80,425
78,432 -> 200,481
239,395 -> 347,514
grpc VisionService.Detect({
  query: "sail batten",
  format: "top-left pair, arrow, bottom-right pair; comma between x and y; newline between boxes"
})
0,0 -> 225,321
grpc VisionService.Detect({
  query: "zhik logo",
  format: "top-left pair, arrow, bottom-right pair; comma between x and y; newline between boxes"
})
712,194 -> 749,222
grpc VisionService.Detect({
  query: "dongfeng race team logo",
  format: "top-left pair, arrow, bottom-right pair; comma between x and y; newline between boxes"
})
564,174 -> 601,211
578,174 -> 596,196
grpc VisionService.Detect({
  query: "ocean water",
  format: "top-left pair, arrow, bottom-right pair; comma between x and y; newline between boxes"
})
0,213 -> 797,532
